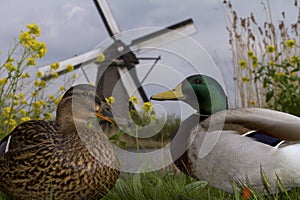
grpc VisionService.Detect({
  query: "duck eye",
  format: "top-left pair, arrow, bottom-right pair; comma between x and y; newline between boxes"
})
194,79 -> 202,84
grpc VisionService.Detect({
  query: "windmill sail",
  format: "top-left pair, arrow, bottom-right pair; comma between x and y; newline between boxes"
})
131,19 -> 197,52
38,0 -> 197,118
93,0 -> 120,37
39,18 -> 196,81
38,48 -> 103,81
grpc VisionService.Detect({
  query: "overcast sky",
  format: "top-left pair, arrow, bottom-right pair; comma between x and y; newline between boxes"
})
0,0 -> 298,110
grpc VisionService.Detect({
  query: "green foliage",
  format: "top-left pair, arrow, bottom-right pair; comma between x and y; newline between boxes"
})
0,192 -> 11,200
107,114 -> 181,150
253,45 -> 300,116
128,100 -> 155,127
151,114 -> 181,141
109,129 -> 127,149
224,0 -> 300,112
0,24 -> 76,138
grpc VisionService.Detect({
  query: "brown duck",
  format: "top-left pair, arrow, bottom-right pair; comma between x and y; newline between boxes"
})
0,84 -> 120,199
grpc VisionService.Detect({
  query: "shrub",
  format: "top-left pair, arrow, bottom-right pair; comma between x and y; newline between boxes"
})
224,0 -> 300,116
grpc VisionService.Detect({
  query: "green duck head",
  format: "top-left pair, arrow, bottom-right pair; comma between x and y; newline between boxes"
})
151,75 -> 228,115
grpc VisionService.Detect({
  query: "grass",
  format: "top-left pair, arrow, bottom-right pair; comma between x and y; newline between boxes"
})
1,171 -> 300,199
102,172 -> 300,200
103,172 -> 226,200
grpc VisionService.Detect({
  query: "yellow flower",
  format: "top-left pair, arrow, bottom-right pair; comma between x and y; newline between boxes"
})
241,76 -> 250,83
50,62 -> 60,70
7,57 -> 14,63
40,80 -> 46,88
290,72 -> 297,77
275,71 -> 286,77
8,93 -> 14,98
3,116 -> 16,127
40,100 -> 47,107
13,100 -> 19,106
105,96 -> 115,106
31,40 -> 45,54
268,61 -> 275,67
95,53 -> 105,63
72,73 -> 77,79
44,113 -> 52,120
18,93 -> 25,99
27,56 -> 36,66
54,99 -> 60,105
247,50 -> 254,57
150,114 -> 157,121
33,101 -> 41,108
266,45 -> 275,53
19,109 -> 27,115
52,72 -> 59,79
142,102 -> 153,113
8,119 -> 17,128
291,56 -> 299,64
3,107 -> 11,114
4,62 -> 16,72
59,86 -> 65,91
35,42 -> 47,58
19,31 -> 33,47
239,60 -> 247,69
66,64 -> 74,72
251,56 -> 258,68
32,91 -> 37,97
34,80 -> 41,87
21,72 -> 31,79
55,96 -> 63,105
129,96 -> 138,104
21,116 -> 31,123
0,78 -> 8,86
249,100 -> 256,106
26,23 -> 41,37
21,100 -> 28,105
48,95 -> 55,101
285,39 -> 296,48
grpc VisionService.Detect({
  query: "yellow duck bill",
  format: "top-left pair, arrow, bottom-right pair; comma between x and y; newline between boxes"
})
96,112 -> 115,124
150,83 -> 185,101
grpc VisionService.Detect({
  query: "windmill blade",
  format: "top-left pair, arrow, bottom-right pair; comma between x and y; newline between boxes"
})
130,18 -> 197,52
117,67 -> 145,110
93,0 -> 120,37
38,48 -> 103,81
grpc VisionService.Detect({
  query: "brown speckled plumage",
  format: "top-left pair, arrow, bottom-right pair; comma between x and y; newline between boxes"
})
0,84 -> 120,199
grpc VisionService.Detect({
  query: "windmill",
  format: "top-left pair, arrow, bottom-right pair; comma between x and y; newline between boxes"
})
39,0 -> 197,118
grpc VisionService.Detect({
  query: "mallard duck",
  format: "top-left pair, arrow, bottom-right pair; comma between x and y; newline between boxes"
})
0,84 -> 119,199
151,74 -> 300,194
